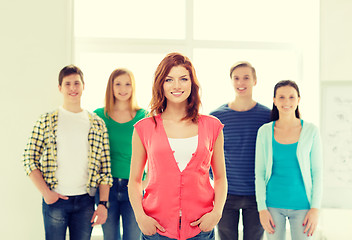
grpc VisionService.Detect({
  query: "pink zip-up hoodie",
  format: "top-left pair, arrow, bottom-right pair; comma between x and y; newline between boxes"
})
134,114 -> 223,240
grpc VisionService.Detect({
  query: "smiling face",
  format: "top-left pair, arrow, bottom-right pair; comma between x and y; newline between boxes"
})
231,66 -> 256,97
163,65 -> 192,105
113,74 -> 132,102
58,73 -> 84,104
274,85 -> 300,116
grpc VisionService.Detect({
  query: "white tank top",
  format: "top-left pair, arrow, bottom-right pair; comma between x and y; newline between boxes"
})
168,135 -> 198,172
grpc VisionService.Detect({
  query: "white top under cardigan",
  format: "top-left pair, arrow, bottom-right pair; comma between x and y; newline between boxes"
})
255,120 -> 323,211
168,135 -> 198,172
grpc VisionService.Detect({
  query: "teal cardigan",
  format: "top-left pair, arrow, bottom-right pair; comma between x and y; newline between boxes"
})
255,120 -> 323,211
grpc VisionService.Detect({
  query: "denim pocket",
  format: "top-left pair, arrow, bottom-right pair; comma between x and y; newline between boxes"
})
43,198 -> 61,206
190,229 -> 215,240
142,233 -> 158,239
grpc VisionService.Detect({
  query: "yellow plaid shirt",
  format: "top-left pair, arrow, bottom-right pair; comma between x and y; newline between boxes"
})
23,110 -> 113,195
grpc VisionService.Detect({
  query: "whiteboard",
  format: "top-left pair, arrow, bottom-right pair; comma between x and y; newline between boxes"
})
321,82 -> 352,209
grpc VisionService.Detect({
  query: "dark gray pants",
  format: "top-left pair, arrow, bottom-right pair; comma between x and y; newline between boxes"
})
218,194 -> 264,240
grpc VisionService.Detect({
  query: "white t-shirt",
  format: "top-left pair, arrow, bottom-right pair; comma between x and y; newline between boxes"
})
168,135 -> 198,172
55,106 -> 90,196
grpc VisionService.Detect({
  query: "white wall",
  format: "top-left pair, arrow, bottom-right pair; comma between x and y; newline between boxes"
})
321,0 -> 352,81
0,0 -> 71,238
320,0 -> 352,239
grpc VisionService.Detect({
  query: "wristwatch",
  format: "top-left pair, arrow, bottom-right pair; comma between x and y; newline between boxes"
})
99,201 -> 110,209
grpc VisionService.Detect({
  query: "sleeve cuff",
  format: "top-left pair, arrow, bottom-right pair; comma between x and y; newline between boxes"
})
257,200 -> 267,212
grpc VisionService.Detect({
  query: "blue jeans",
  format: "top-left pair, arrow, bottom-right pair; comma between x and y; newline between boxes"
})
218,194 -> 264,240
266,207 -> 312,240
142,229 -> 215,240
96,178 -> 141,240
42,193 -> 94,240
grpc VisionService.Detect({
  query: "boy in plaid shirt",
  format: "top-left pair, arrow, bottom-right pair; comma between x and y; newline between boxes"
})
23,65 -> 113,240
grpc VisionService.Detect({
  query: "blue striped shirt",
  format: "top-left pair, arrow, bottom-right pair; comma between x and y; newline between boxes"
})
210,103 -> 271,195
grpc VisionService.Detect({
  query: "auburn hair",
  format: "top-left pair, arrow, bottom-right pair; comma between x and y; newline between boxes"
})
150,52 -> 201,123
104,68 -> 140,117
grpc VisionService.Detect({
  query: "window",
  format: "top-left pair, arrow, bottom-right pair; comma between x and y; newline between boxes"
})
74,0 -> 185,39
74,0 -> 319,118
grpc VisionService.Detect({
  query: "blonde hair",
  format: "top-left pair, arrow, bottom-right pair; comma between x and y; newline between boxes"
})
229,61 -> 257,81
104,68 -> 140,117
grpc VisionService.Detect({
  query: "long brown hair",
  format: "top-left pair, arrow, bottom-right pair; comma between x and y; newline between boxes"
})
271,80 -> 301,121
104,68 -> 140,117
150,52 -> 201,123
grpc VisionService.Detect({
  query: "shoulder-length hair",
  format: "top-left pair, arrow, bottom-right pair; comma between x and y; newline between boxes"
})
271,80 -> 301,121
104,68 -> 140,117
150,52 -> 201,123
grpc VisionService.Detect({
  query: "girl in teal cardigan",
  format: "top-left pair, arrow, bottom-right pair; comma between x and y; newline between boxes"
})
255,80 -> 323,240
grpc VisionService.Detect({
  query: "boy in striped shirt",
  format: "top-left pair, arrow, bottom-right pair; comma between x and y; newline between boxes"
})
210,61 -> 270,240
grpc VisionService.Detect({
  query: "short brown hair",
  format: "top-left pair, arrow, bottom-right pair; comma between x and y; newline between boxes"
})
229,61 -> 257,80
58,65 -> 84,86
